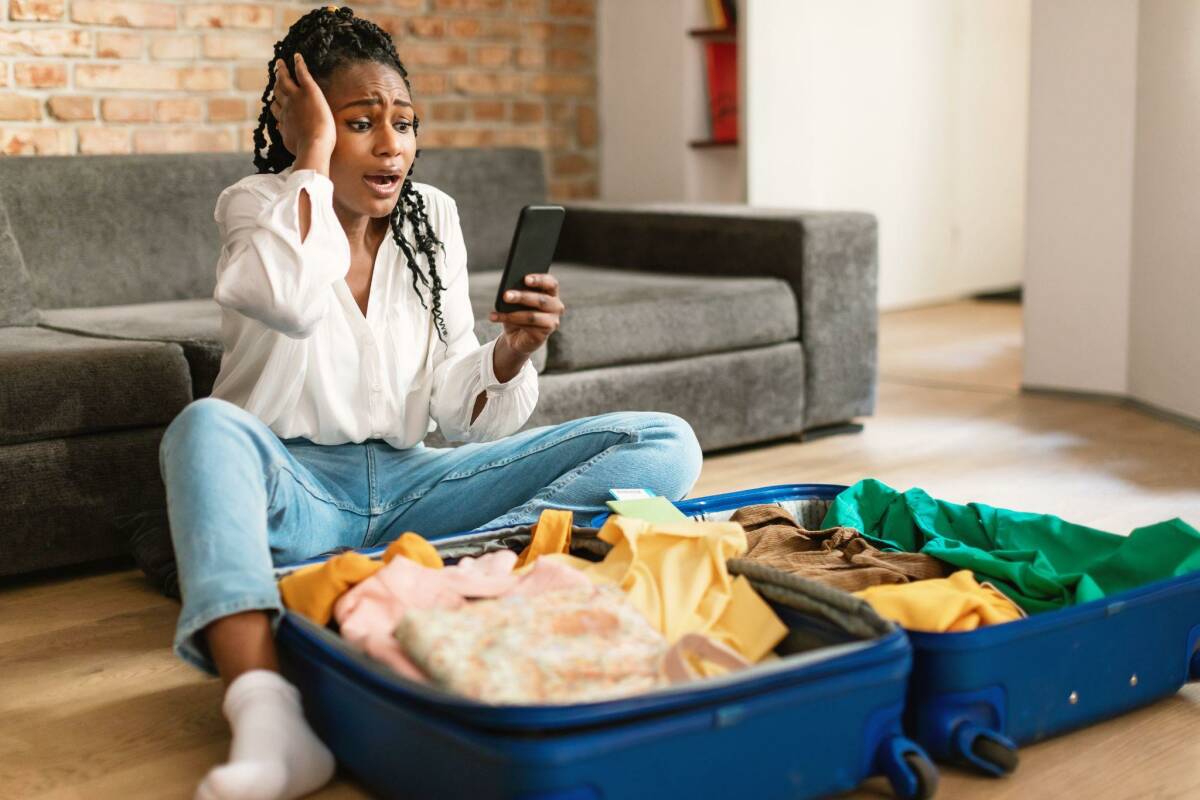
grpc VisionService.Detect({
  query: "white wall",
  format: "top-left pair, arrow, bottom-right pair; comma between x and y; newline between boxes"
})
1023,0 -> 1200,422
1127,0 -> 1200,421
744,0 -> 1031,309
1022,0 -> 1139,395
597,0 -> 745,203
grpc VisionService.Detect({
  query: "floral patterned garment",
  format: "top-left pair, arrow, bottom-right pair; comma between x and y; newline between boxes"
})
395,584 -> 670,704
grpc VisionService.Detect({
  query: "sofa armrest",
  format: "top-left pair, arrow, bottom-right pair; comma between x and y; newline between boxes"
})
555,203 -> 878,428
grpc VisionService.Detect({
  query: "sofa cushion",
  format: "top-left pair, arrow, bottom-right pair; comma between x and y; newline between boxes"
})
0,154 -> 252,310
41,299 -> 224,398
42,292 -> 549,397
0,148 -> 546,312
0,428 -> 167,576
0,190 -> 38,326
0,327 -> 191,445
527,342 -> 807,452
493,264 -> 800,372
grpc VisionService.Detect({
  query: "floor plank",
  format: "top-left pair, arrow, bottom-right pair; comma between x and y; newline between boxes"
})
2,300 -> 1198,799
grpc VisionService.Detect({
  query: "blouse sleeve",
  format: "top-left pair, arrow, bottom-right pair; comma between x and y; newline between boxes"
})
212,169 -> 351,338
428,196 -> 538,443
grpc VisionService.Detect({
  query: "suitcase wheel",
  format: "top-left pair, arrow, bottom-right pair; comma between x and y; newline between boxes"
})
877,736 -> 939,800
902,752 -> 940,800
952,721 -> 1020,777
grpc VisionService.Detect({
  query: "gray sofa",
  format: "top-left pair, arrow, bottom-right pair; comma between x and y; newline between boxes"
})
0,149 -> 877,577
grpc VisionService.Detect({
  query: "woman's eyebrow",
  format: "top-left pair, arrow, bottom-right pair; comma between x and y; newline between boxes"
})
336,97 -> 414,111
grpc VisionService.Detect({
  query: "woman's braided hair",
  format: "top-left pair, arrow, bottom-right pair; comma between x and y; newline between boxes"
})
253,5 -> 448,339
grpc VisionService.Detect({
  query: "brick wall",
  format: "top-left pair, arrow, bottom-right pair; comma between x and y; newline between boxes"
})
0,0 -> 597,199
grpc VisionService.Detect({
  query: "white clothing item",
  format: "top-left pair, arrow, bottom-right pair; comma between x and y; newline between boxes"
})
209,167 -> 538,447
195,669 -> 334,800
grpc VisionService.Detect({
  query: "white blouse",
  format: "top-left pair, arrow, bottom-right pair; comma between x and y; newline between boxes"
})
209,167 -> 538,448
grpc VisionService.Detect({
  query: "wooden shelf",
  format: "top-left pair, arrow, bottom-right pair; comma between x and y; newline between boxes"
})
688,27 -> 736,41
689,138 -> 739,149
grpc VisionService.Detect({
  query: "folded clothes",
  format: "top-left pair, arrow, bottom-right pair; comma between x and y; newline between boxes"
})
334,550 -> 592,679
543,514 -> 788,674
825,478 -> 1200,612
854,570 -> 1025,632
279,551 -> 384,626
382,532 -> 444,569
730,504 -> 952,592
396,585 -> 671,704
279,532 -> 444,625
514,508 -> 573,568
285,511 -> 787,697
661,633 -> 752,683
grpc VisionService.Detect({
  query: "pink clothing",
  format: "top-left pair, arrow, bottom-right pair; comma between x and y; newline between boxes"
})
332,550 -> 591,679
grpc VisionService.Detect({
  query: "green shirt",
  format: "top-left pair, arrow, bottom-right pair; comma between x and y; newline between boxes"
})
822,479 -> 1200,613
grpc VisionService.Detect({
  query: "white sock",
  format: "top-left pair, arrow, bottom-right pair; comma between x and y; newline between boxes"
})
195,670 -> 335,800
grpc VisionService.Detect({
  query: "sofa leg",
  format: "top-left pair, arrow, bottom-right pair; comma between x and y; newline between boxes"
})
800,422 -> 865,442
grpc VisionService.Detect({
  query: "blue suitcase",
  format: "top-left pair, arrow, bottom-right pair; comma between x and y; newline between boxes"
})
274,522 -> 939,799
620,484 -> 1200,777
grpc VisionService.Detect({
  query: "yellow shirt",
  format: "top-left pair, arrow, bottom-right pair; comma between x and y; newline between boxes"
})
854,570 -> 1025,632
543,515 -> 788,671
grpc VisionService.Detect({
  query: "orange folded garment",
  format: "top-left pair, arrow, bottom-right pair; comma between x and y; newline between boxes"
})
854,570 -> 1025,632
383,532 -> 443,569
515,509 -> 573,568
278,551 -> 383,626
280,532 -> 442,624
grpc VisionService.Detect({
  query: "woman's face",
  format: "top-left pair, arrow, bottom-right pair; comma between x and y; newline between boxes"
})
321,60 -> 417,221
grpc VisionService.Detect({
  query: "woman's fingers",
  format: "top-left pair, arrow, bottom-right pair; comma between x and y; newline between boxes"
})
491,310 -> 560,330
501,290 -> 564,314
524,273 -> 559,295
293,52 -> 318,90
273,56 -> 298,95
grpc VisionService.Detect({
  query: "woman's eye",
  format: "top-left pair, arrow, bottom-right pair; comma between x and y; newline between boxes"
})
347,119 -> 411,133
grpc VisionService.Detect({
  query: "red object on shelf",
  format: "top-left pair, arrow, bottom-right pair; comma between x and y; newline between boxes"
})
704,41 -> 738,142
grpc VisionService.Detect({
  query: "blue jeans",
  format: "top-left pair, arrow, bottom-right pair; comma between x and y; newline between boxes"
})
159,398 -> 703,673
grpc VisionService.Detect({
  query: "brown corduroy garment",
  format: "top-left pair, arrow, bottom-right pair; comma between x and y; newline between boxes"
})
730,504 -> 952,592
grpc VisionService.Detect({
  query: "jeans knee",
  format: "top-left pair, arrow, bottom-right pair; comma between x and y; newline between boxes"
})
627,412 -> 702,500
661,413 -> 703,493
160,398 -> 251,464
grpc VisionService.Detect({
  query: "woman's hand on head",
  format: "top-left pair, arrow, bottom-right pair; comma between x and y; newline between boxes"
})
490,273 -> 564,357
272,53 -> 336,165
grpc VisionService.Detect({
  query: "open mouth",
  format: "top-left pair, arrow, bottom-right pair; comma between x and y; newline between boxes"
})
363,173 -> 401,196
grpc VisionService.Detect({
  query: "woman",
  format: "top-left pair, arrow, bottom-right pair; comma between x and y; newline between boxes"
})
162,7 -> 701,800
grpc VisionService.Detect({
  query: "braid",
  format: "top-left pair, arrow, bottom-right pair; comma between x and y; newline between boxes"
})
253,5 -> 448,340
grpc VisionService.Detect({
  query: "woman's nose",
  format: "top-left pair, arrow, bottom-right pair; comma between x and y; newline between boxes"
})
374,127 -> 407,158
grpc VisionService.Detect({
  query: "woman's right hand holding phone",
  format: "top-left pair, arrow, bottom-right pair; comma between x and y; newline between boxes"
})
272,53 -> 336,175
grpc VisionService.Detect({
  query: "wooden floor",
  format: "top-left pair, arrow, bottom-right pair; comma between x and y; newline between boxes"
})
3,300 -> 1200,799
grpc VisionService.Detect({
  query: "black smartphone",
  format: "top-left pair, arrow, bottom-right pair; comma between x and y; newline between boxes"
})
494,205 -> 565,313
